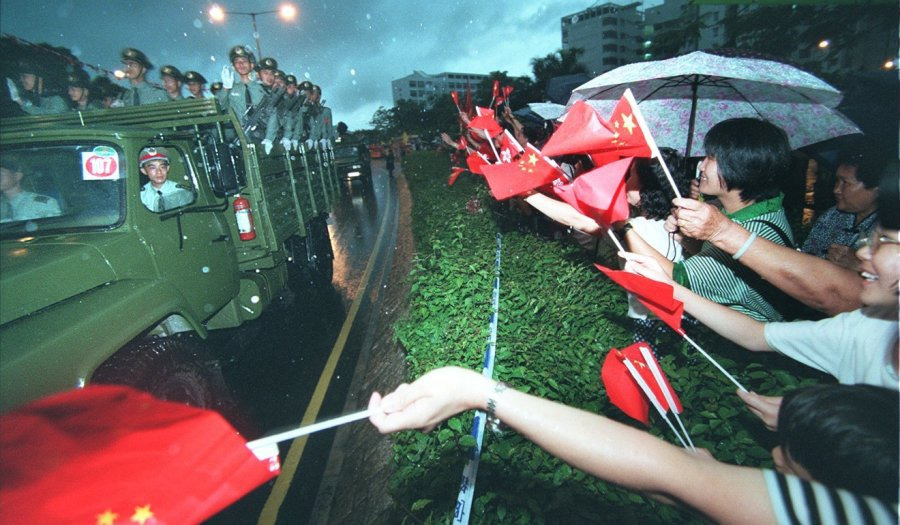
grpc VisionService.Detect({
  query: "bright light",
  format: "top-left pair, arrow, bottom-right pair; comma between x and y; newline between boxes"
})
884,60 -> 896,70
113,69 -> 125,79
279,3 -> 297,21
818,39 -> 830,49
209,4 -> 225,22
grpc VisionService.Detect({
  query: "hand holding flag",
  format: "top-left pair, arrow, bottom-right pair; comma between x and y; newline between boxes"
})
541,100 -> 616,157
481,143 -> 562,200
450,90 -> 461,112
550,157 -> 632,228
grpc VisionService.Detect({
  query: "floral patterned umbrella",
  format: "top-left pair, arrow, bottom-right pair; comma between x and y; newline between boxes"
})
568,50 -> 860,157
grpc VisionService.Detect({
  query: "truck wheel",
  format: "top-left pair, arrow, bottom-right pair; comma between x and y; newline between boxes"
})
92,334 -> 233,412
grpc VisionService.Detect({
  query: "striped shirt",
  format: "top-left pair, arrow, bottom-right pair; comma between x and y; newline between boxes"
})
764,470 -> 897,525
672,194 -> 794,321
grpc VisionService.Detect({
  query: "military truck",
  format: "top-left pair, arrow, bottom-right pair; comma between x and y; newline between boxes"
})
0,98 -> 340,413
332,136 -> 371,181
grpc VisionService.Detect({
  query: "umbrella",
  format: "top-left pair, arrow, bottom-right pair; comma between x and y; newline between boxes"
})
0,385 -> 279,523
514,102 -> 566,123
568,50 -> 860,157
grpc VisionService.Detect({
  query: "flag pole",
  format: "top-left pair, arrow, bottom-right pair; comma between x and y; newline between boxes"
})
607,228 -> 625,253
246,408 -> 373,452
483,129 -> 501,162
622,358 -> 690,449
623,89 -> 682,199
678,330 -> 747,392
638,346 -> 695,451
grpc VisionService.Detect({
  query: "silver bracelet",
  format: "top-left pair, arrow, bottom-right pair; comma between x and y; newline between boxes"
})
486,381 -> 508,433
732,232 -> 758,261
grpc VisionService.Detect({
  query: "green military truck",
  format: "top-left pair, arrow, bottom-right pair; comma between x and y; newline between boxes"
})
0,98 -> 340,413
332,135 -> 372,181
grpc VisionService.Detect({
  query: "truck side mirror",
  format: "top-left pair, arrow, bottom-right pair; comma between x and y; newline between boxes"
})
204,140 -> 246,197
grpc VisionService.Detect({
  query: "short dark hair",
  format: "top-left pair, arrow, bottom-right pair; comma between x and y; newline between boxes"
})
703,118 -> 791,202
632,148 -> 690,220
778,384 -> 898,502
877,163 -> 898,230
837,138 -> 885,189
0,155 -> 25,173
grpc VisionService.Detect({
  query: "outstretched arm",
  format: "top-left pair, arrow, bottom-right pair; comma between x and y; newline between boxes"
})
672,198 -> 861,316
524,192 -> 601,234
369,367 -> 774,525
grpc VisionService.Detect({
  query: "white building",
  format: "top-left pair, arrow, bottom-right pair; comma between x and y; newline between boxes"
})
561,2 -> 643,76
391,71 -> 488,106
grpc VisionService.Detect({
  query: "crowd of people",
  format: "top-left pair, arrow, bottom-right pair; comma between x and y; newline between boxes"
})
371,95 -> 898,523
3,45 -> 336,156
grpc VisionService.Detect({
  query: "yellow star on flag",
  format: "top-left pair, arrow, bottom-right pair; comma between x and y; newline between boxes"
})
527,153 -> 539,166
96,510 -> 118,525
131,505 -> 154,525
621,113 -> 637,135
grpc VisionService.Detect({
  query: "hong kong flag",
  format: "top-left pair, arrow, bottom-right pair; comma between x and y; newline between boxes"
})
602,342 -> 683,425
0,385 -> 279,524
498,129 -> 524,163
550,157 -> 632,227
481,144 -> 562,200
594,263 -> 684,333
541,100 -> 616,157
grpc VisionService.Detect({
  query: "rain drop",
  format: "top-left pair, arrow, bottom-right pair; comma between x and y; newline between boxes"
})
352,79 -> 357,85
201,266 -> 210,274
366,13 -> 371,20
193,18 -> 203,29
350,68 -> 356,76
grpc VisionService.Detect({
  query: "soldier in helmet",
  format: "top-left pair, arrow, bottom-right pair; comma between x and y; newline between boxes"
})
218,46 -> 279,153
0,156 -> 61,223
90,76 -> 124,109
280,74 -> 303,150
307,84 -> 335,149
67,70 -> 100,112
295,80 -> 314,148
210,81 -> 223,97
120,48 -> 167,106
183,71 -> 209,99
159,65 -> 184,101
7,59 -> 69,115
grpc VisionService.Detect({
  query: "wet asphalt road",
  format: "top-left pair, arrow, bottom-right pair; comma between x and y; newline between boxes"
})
207,160 -> 397,524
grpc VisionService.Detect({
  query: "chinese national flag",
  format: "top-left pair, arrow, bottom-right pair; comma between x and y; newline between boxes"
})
550,157 -> 632,227
503,85 -> 514,100
468,114 -> 503,138
606,89 -> 654,157
0,385 -> 278,524
498,129 -> 524,163
450,90 -> 460,108
602,342 -> 683,425
594,264 -> 684,332
449,167 -> 466,186
476,106 -> 495,118
481,144 -> 562,200
466,151 -> 489,175
540,100 -> 616,157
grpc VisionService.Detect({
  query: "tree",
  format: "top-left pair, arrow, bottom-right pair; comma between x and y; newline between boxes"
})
530,48 -> 588,98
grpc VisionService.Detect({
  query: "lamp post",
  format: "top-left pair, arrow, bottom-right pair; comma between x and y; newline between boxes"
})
208,3 -> 297,58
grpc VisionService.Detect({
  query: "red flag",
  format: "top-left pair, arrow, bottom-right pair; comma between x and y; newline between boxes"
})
503,85 -> 514,100
475,106 -> 495,118
594,264 -> 684,332
481,144 -> 562,200
601,342 -> 683,425
466,151 -> 489,175
464,80 -> 474,117
450,90 -> 460,109
457,134 -> 468,151
448,166 -> 466,186
541,100 -> 617,157
468,114 -> 503,138
550,157 -> 632,227
606,90 -> 654,157
491,79 -> 500,101
498,129 -> 524,163
0,385 -> 278,524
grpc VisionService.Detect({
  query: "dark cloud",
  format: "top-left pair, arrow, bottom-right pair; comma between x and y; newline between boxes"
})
1,0 -> 609,129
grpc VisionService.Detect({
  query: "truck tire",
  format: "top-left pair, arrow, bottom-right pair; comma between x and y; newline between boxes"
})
92,334 -> 233,412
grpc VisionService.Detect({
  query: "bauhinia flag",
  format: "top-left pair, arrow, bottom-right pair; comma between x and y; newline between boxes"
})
541,100 -> 616,157
601,342 -> 683,425
498,129 -> 525,163
594,263 -> 684,332
481,143 -> 562,200
551,157 -> 632,227
0,385 -> 278,524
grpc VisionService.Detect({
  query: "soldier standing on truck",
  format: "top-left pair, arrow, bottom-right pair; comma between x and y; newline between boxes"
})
306,84 -> 335,149
6,60 -> 69,115
120,48 -> 168,107
159,65 -> 184,101
138,147 -> 194,212
218,47 -> 279,154
0,157 -> 61,223
183,71 -> 209,99
67,70 -> 100,112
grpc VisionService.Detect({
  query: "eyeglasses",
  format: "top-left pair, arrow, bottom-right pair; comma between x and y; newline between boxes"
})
854,230 -> 900,251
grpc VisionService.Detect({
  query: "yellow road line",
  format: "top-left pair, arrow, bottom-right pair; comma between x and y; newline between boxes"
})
258,179 -> 395,524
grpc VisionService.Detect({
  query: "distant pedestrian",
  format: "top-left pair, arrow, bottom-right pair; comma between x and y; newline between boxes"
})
385,147 -> 395,174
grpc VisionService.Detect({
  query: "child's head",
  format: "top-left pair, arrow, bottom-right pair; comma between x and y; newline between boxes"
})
774,384 -> 898,501
626,148 -> 689,220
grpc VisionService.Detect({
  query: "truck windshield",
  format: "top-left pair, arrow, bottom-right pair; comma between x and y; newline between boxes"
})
0,143 -> 125,237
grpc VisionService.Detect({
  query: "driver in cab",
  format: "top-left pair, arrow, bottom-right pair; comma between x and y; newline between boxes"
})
139,147 -> 193,212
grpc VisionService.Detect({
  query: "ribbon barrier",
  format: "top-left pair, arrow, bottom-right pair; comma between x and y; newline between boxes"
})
453,233 -> 502,525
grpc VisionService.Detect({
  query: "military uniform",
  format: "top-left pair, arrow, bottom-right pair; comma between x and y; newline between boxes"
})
218,48 -> 279,142
159,65 -> 184,101
67,71 -> 102,112
140,179 -> 194,212
120,48 -> 168,107
0,190 -> 61,222
20,95 -> 69,115
184,71 -> 212,99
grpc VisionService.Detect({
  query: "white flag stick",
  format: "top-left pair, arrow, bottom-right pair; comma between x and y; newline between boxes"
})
622,89 -> 682,199
607,228 -> 625,253
622,358 -> 690,449
483,129 -> 500,162
638,346 -> 695,451
678,331 -> 747,392
246,408 -> 373,453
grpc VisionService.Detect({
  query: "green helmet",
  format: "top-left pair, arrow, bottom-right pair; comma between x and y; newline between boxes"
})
228,45 -> 255,65
285,74 -> 297,85
121,47 -> 153,69
183,71 -> 207,84
66,70 -> 91,89
159,65 -> 184,82
257,57 -> 278,72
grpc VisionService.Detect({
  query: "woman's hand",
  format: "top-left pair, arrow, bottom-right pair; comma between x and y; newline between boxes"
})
621,251 -> 675,285
737,390 -> 782,431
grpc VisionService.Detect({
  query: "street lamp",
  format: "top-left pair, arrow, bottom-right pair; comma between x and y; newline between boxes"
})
208,3 -> 297,58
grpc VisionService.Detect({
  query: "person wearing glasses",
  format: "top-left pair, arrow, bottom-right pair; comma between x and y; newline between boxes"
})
801,140 -> 883,269
625,168 -> 898,427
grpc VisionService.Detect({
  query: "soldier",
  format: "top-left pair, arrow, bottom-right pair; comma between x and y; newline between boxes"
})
218,46 -> 279,154
209,82 -> 223,97
159,65 -> 184,101
276,72 -> 300,150
294,80 -> 313,147
0,157 -> 61,223
306,84 -> 335,149
67,70 -> 101,111
90,76 -> 124,109
120,48 -> 167,106
138,147 -> 194,212
183,71 -> 209,99
7,59 -> 69,115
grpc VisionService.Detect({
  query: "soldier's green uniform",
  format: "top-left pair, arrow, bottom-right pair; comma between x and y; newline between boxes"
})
16,61 -> 68,115
217,47 -> 279,143
159,65 -> 184,101
67,71 -> 102,112
307,85 -> 335,143
183,71 -> 211,99
0,191 -> 61,222
293,80 -> 313,143
120,48 -> 167,107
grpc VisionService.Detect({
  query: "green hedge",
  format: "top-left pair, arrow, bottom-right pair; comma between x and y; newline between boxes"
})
390,151 -> 827,524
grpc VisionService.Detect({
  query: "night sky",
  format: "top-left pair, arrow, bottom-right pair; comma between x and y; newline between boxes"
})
0,0 -> 648,130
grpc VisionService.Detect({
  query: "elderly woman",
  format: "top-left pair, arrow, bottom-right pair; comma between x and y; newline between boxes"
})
626,118 -> 795,321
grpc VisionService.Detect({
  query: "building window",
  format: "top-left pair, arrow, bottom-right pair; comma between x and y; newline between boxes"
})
602,30 -> 617,39
603,44 -> 618,52
602,17 -> 617,26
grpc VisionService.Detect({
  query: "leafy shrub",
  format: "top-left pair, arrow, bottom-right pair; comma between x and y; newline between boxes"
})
390,151 -> 827,523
